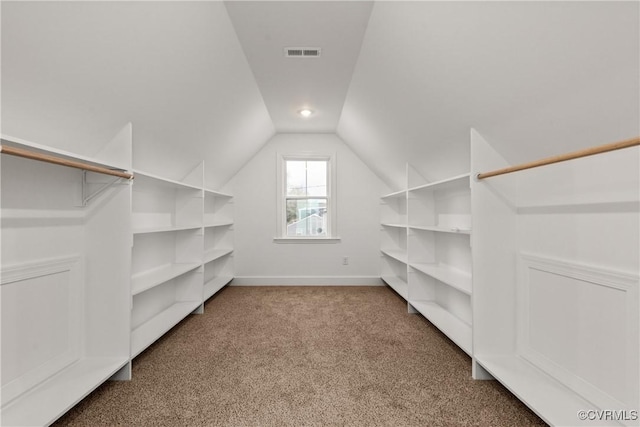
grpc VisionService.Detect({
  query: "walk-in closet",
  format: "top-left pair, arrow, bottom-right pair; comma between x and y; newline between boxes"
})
1,1 -> 638,426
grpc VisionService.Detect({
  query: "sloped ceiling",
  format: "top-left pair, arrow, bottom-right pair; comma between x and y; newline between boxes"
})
225,1 -> 373,133
337,1 -> 640,190
1,1 -> 275,188
2,2 -> 638,191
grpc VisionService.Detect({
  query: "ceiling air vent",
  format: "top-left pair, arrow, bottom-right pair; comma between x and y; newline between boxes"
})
285,47 -> 321,58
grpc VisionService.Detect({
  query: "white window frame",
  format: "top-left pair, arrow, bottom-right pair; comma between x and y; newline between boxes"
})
274,151 -> 339,243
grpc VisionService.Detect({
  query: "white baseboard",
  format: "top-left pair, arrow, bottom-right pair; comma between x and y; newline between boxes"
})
231,276 -> 384,286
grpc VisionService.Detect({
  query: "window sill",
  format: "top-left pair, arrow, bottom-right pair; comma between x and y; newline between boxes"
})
273,237 -> 341,244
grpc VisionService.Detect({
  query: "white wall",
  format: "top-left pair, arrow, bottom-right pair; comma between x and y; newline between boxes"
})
338,1 -> 639,190
471,130 -> 639,419
229,133 -> 387,285
1,2 -> 274,188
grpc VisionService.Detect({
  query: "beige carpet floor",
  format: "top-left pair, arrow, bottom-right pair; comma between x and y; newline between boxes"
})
55,286 -> 545,426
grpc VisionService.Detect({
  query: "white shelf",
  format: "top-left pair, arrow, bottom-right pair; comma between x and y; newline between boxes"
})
381,248 -> 408,264
203,188 -> 233,198
410,262 -> 472,295
381,189 -> 406,199
3,133 -> 236,424
131,263 -> 201,296
130,164 -> 234,363
390,168 -> 474,359
1,208 -> 85,220
204,276 -> 233,301
409,225 -> 471,235
204,248 -> 233,264
1,134 -> 129,172
133,224 -> 202,234
131,301 -> 200,358
408,300 -> 472,355
381,275 -> 408,300
1,357 -> 128,427
203,221 -> 233,229
381,223 -> 408,229
474,355 -> 620,427
408,173 -> 470,193
133,169 -> 202,191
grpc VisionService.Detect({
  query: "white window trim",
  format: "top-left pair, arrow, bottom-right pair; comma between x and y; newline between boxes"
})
275,151 -> 339,243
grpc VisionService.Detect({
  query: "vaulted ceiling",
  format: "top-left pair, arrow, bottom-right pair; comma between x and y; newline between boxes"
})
1,1 -> 275,189
338,1 -> 640,188
225,1 -> 373,133
2,1 -> 638,190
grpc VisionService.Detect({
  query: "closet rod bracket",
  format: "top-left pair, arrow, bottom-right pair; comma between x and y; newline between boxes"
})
81,171 -> 129,206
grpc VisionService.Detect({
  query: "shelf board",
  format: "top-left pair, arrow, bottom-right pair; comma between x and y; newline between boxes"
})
380,248 -> 408,264
410,262 -> 472,295
204,276 -> 233,301
474,355 -> 617,426
203,221 -> 234,229
381,189 -> 406,199
1,357 -> 128,427
133,169 -> 202,191
1,208 -> 85,220
133,224 -> 202,234
204,248 -> 233,264
381,223 -> 408,229
408,225 -> 471,235
408,173 -> 470,193
381,275 -> 408,300
131,263 -> 201,296
131,301 -> 200,358
408,300 -> 472,355
1,134 -> 129,172
203,188 -> 233,198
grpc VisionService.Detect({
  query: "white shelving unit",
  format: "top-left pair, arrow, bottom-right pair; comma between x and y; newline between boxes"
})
410,261 -> 472,296
203,189 -> 234,301
131,287 -> 202,358
380,189 -> 407,225
204,188 -> 233,226
130,170 -> 204,358
407,172 -> 472,356
408,300 -> 472,354
1,129 -> 133,427
1,130 -> 235,423
407,173 -> 471,231
131,261 -> 202,296
204,254 -> 234,301
380,189 -> 409,299
131,171 -> 203,232
380,166 -> 473,357
130,168 -> 235,359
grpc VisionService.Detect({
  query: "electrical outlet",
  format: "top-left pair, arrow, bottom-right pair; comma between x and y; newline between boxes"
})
343,256 -> 349,265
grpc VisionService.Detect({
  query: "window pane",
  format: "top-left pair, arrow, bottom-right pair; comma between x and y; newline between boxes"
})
286,161 -> 307,196
286,160 -> 327,197
286,198 -> 327,237
306,161 -> 327,196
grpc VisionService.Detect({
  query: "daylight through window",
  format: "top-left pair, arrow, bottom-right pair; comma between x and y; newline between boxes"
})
285,159 -> 329,237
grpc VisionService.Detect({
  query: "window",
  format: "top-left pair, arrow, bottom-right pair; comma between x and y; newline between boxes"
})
285,159 -> 327,237
276,153 -> 338,242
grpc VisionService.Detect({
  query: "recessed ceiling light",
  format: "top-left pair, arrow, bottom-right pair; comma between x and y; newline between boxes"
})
299,109 -> 313,118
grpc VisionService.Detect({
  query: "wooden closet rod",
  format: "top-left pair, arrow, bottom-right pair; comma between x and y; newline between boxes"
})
476,136 -> 640,180
0,145 -> 133,179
